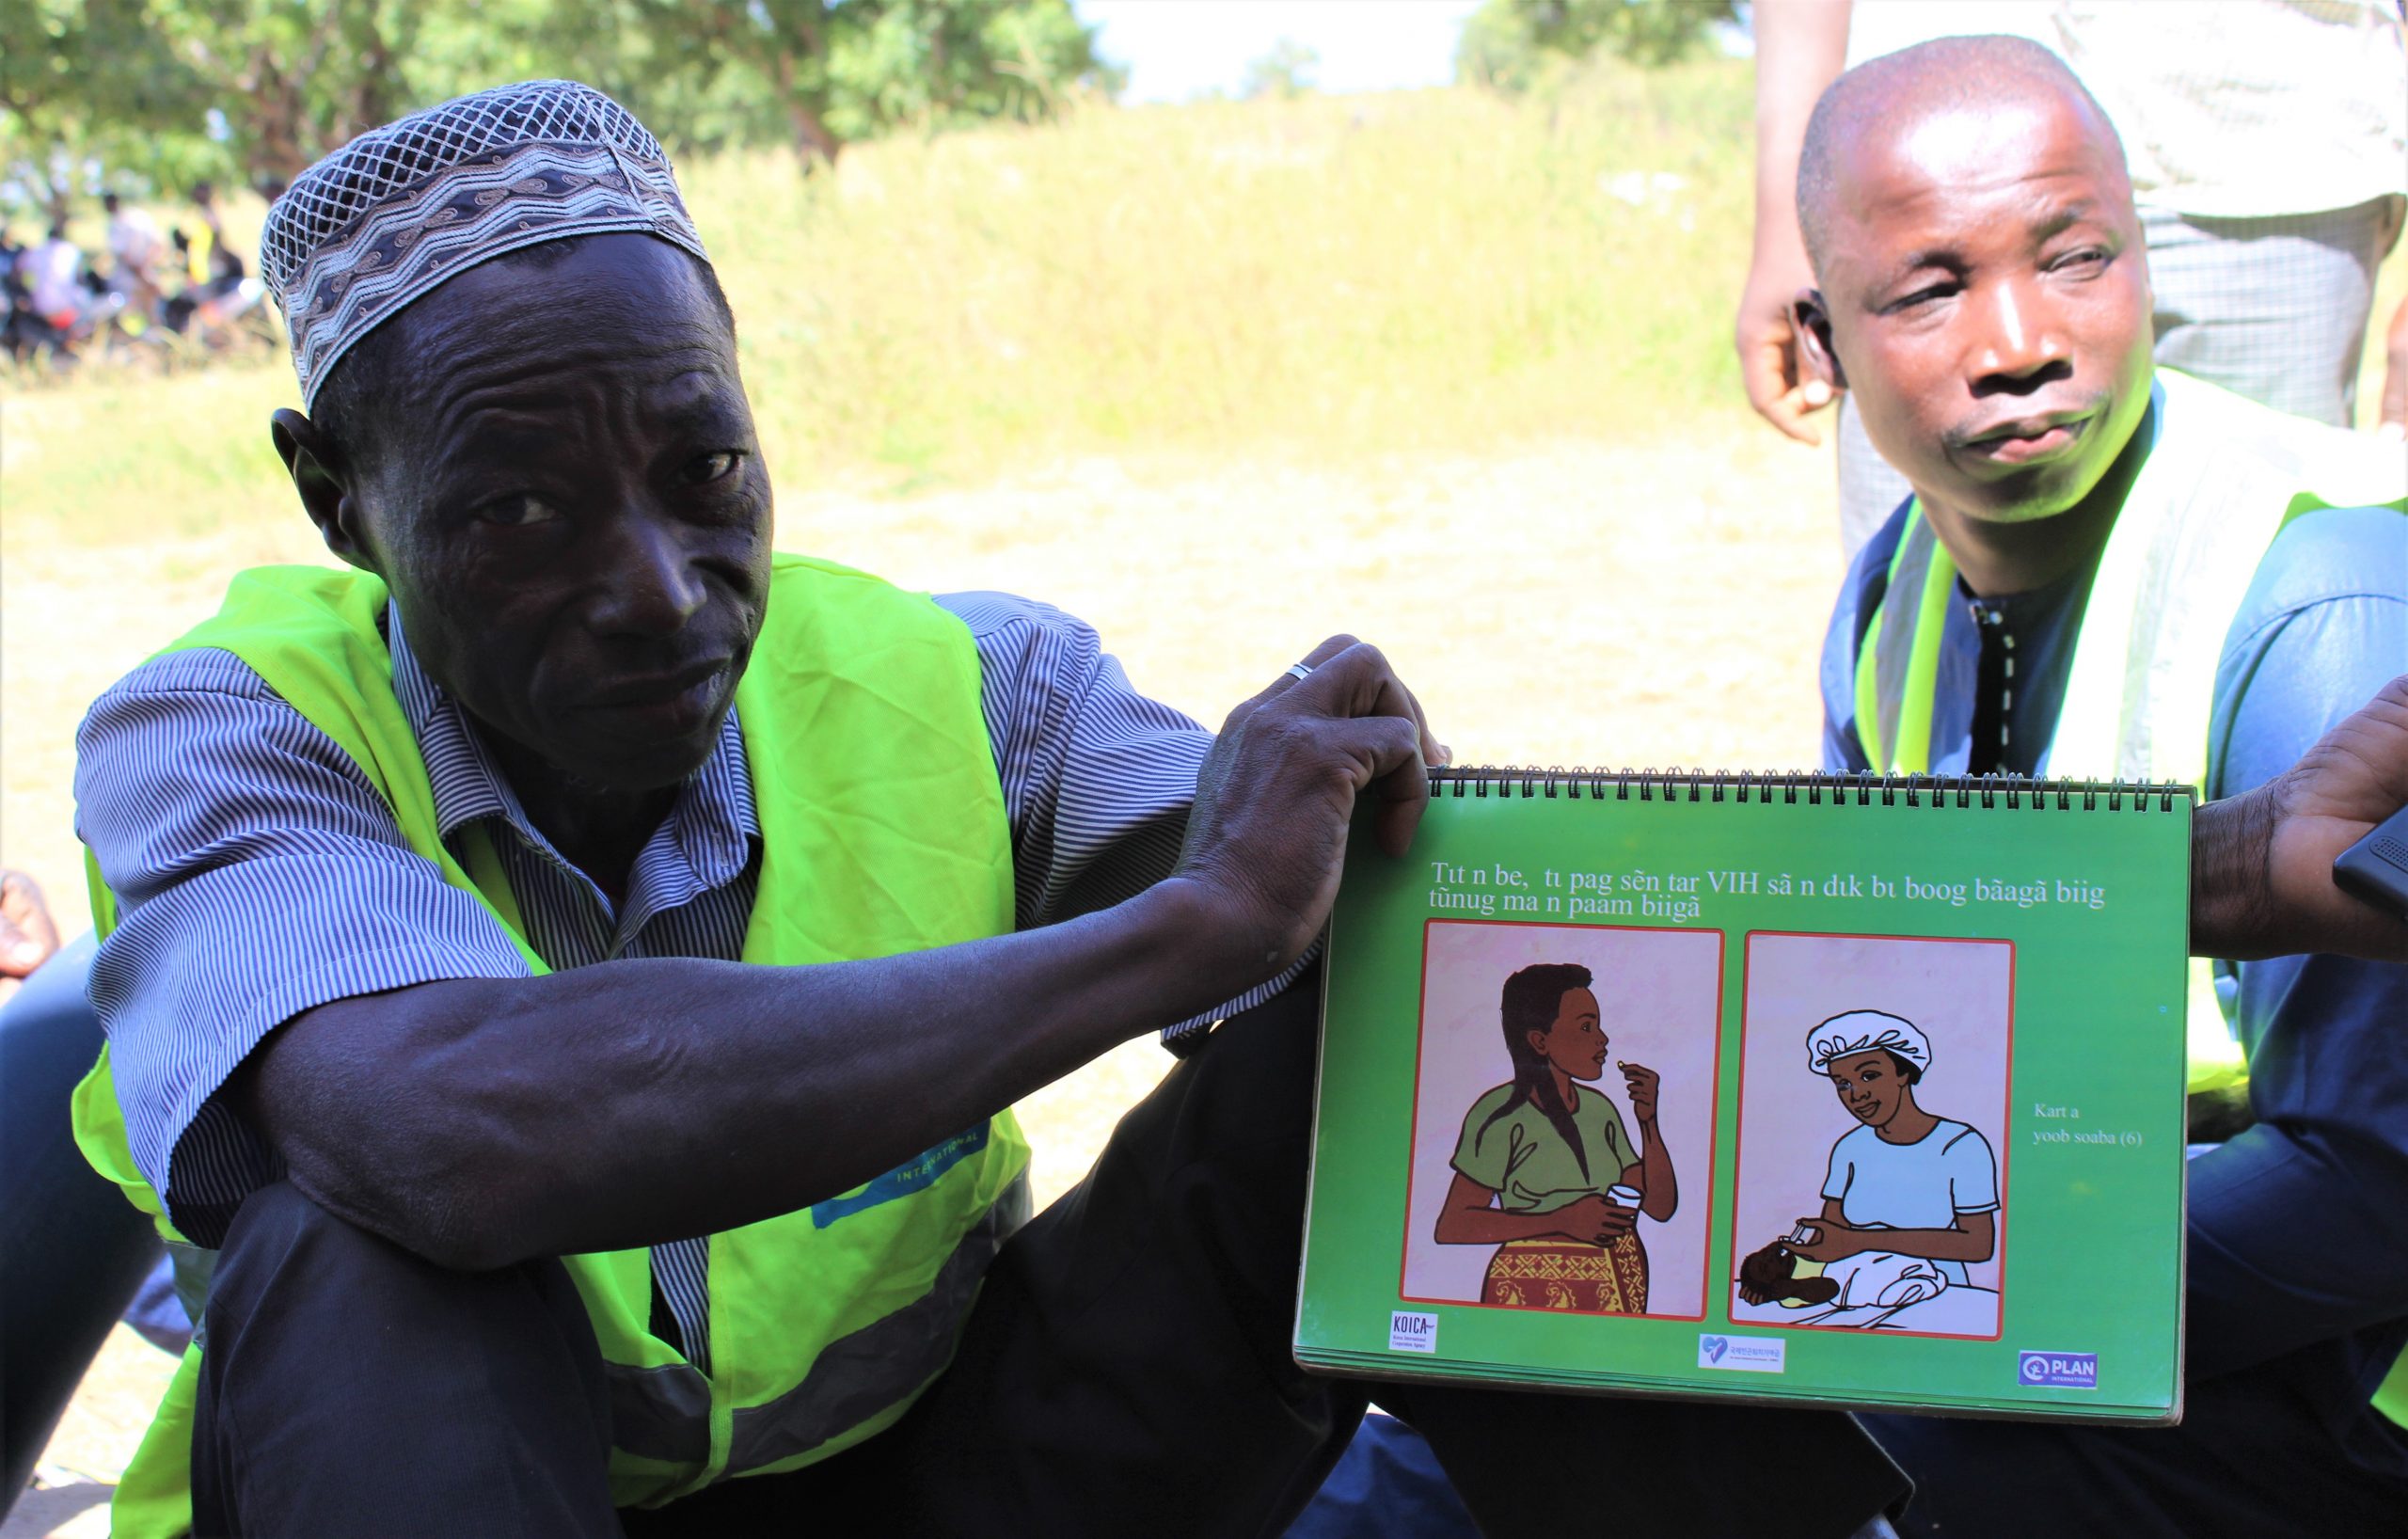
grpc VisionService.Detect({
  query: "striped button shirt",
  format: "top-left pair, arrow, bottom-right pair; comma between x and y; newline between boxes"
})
77,589 -> 1297,1372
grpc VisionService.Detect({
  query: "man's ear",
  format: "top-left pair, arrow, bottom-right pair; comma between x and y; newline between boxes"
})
270,408 -> 377,573
1792,287 -> 1848,394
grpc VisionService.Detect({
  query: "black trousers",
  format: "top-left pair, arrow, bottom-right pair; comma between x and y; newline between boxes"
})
194,966 -> 1907,1538
1869,1325 -> 2408,1539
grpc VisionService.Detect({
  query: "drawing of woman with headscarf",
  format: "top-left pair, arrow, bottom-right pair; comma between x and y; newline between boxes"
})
1739,1010 -> 1999,1317
1434,962 -> 1677,1314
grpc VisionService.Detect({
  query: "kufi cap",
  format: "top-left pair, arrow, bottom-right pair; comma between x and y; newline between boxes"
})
261,80 -> 710,409
1806,1010 -> 1932,1075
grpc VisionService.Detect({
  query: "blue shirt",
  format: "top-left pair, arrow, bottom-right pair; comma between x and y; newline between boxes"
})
1822,493 -> 2408,1400
77,589 -> 1298,1372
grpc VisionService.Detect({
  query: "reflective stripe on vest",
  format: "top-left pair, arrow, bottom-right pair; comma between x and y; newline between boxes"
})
607,1174 -> 1030,1473
73,555 -> 1025,1535
1853,499 -> 2250,1095
1848,369 -> 2407,1424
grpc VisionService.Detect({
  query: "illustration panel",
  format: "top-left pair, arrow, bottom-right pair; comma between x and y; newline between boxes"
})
1401,919 -> 1723,1322
1730,932 -> 2013,1340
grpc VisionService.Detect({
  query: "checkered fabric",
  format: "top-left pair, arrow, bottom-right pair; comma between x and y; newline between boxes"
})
261,80 -> 710,408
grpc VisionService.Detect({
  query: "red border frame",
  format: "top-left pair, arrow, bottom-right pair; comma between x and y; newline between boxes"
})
1724,929 -> 2017,1343
1396,916 -> 1725,1324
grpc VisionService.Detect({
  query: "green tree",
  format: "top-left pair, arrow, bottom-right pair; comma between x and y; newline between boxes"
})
1241,38 -> 1320,102
1456,0 -> 1739,90
478,0 -> 1121,167
148,1 -> 442,184
0,0 -> 1121,208
0,0 -> 214,216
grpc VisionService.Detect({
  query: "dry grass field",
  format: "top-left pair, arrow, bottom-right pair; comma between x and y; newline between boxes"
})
4,58 -> 2401,1534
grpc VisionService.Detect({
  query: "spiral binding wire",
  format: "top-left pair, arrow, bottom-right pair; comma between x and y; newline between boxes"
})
1428,767 -> 2194,812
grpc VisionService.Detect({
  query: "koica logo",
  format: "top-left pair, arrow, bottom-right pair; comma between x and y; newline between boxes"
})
1698,1333 -> 1785,1373
2018,1351 -> 2099,1389
1389,1311 -> 1438,1354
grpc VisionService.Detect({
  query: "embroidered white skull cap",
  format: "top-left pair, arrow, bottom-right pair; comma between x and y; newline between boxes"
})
261,80 -> 710,409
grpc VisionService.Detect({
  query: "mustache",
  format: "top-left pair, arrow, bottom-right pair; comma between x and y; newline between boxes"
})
1940,389 -> 2114,454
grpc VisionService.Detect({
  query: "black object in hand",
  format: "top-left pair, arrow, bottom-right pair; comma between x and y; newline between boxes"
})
2335,801 -> 2408,921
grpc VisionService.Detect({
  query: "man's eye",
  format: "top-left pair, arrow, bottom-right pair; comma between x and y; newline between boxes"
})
683,451 -> 742,485
2052,248 -> 2109,274
476,493 -> 562,527
1890,283 -> 1955,312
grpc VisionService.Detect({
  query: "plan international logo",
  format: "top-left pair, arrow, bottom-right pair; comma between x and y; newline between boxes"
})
2018,1350 -> 2099,1389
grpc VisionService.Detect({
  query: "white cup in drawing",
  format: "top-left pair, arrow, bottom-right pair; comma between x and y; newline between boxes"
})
1606,1184 -> 1644,1213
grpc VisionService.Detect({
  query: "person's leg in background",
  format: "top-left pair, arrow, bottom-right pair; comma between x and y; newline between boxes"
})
0,935 -> 160,1512
2144,197 -> 2403,429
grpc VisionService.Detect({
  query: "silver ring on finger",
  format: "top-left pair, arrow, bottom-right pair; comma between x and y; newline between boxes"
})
1285,662 -> 1314,681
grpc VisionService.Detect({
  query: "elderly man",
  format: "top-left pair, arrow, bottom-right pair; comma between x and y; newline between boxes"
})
71,83 -> 1923,1539
1788,37 -> 2408,1536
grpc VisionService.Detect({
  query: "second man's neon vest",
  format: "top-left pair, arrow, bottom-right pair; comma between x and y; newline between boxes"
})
72,554 -> 1029,1536
1847,366 -> 2406,1415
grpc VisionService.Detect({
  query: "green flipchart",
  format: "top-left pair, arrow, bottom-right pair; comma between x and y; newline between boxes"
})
1296,770 -> 2191,1423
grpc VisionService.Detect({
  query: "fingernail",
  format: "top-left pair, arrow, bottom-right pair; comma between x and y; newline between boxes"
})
2379,421 -> 2406,441
8,941 -> 40,967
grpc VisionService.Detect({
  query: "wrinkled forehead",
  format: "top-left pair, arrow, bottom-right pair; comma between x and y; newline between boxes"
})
1833,91 -> 2129,255
372,235 -> 744,449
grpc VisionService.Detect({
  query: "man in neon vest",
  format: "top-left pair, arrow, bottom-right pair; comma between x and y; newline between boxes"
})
1787,37 -> 2408,1536
70,81 -> 1932,1537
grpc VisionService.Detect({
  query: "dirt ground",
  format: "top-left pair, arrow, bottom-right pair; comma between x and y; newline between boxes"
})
0,419 -> 1846,1532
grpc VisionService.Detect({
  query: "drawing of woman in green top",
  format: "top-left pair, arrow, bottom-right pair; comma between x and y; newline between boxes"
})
1434,962 -> 1679,1313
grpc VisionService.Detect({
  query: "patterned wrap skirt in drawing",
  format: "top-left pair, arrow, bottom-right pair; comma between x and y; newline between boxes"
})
1481,1233 -> 1649,1314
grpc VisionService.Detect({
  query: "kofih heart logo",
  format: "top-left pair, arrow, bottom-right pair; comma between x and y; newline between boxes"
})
1703,1335 -> 1729,1363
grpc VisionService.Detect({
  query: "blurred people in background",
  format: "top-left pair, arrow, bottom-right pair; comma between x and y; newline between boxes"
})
19,225 -> 88,333
181,181 -> 244,294
1738,0 -> 2408,554
104,191 -> 166,313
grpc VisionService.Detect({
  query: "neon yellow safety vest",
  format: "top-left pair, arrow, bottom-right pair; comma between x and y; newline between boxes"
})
72,555 -> 1029,1537
1849,366 -> 2406,1416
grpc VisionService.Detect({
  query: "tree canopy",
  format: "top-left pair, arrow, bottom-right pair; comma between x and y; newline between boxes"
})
0,0 -> 1121,214
1456,0 -> 1741,92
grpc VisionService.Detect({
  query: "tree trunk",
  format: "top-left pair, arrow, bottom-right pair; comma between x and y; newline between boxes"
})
770,40 -> 843,167
246,53 -> 312,187
351,38 -> 398,145
788,98 -> 842,166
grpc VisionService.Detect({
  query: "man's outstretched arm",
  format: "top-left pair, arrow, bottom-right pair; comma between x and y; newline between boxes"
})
233,637 -> 1436,1271
2192,674 -> 2408,965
